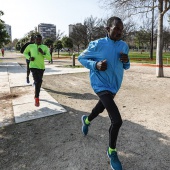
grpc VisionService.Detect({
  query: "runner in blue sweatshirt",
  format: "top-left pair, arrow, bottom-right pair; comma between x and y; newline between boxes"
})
78,16 -> 130,170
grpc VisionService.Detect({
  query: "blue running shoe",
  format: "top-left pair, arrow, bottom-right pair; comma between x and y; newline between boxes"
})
81,115 -> 90,136
107,150 -> 122,170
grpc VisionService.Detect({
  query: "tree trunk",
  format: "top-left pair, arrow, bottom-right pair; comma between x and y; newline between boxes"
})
156,1 -> 164,77
150,0 -> 154,60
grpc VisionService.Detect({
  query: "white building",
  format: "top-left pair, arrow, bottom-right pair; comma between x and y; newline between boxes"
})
38,23 -> 56,40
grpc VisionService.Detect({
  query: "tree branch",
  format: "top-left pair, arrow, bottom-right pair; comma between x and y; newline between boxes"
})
162,1 -> 170,15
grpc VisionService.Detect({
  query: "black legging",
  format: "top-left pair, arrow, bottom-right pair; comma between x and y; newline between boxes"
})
30,68 -> 44,98
26,60 -> 30,77
88,91 -> 122,149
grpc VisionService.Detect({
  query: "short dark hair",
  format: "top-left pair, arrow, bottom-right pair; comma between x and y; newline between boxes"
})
35,34 -> 42,39
107,17 -> 122,27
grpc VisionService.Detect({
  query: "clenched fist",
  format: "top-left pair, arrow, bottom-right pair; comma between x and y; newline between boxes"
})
30,57 -> 35,61
96,59 -> 107,71
120,53 -> 129,63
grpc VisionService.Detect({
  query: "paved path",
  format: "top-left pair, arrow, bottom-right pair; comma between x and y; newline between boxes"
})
0,61 -> 88,127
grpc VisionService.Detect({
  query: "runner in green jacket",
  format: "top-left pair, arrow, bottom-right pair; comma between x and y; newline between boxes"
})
24,34 -> 51,107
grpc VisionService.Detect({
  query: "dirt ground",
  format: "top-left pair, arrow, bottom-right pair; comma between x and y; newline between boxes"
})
0,52 -> 170,170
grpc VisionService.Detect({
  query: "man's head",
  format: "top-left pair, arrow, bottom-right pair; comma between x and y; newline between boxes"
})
106,16 -> 123,41
35,34 -> 42,45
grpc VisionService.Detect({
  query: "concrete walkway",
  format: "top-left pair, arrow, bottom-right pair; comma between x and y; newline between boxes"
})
0,61 -> 88,127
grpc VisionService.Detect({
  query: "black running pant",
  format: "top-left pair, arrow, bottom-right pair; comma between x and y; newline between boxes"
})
88,91 -> 122,149
26,60 -> 30,77
30,68 -> 44,98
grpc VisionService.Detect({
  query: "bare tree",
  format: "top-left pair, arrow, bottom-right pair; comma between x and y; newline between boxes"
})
155,0 -> 170,77
100,0 -> 170,77
123,20 -> 136,41
70,16 -> 106,50
84,15 -> 106,42
56,29 -> 64,41
69,23 -> 88,49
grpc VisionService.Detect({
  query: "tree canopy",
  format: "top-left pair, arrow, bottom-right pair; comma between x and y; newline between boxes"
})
43,38 -> 54,47
0,23 -> 10,48
62,36 -> 73,49
0,11 -> 10,48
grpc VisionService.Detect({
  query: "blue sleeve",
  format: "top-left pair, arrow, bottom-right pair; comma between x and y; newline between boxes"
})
78,41 -> 101,71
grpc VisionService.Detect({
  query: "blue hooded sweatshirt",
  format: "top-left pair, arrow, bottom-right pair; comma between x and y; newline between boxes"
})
78,36 -> 130,94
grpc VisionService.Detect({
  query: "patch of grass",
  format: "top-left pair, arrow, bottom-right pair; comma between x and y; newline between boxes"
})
130,59 -> 156,64
129,51 -> 170,65
54,52 -> 79,57
129,51 -> 152,58
52,51 -> 170,65
129,51 -> 170,58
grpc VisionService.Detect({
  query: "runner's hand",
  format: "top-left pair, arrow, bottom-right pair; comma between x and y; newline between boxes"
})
96,59 -> 107,71
30,57 -> 34,61
120,53 -> 129,63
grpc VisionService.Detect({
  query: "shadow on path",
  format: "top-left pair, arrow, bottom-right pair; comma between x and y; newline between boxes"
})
0,104 -> 169,170
44,87 -> 98,100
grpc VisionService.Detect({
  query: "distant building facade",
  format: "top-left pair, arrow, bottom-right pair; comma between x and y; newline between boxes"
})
69,24 -> 74,36
4,24 -> 12,40
38,23 -> 56,40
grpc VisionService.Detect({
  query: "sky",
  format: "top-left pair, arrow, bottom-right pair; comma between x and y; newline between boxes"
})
1,0 -> 109,40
